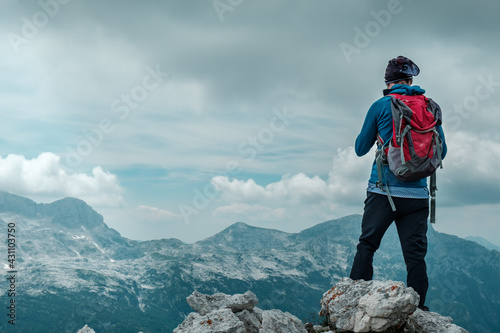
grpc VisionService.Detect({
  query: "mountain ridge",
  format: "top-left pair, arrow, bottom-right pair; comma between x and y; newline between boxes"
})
465,236 -> 500,252
0,191 -> 498,332
0,191 -> 108,230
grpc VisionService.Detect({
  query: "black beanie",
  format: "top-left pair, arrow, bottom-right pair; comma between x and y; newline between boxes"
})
385,56 -> 420,84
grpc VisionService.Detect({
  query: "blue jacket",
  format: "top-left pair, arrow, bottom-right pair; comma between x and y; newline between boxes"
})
355,84 -> 447,188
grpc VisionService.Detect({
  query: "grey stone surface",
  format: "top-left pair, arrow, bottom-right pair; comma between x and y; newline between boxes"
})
175,283 -> 468,333
235,309 -> 261,333
320,278 -> 469,333
404,309 -> 469,333
260,309 -> 307,333
176,291 -> 308,333
76,325 -> 95,333
320,278 -> 419,332
187,290 -> 258,315
253,306 -> 264,321
173,308 -> 246,333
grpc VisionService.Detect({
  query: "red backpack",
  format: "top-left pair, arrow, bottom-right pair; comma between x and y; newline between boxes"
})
375,94 -> 443,221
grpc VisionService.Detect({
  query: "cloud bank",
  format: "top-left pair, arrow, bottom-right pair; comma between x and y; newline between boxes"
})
0,152 -> 123,207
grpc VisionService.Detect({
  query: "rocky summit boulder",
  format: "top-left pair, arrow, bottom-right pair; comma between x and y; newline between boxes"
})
173,308 -> 246,333
320,278 -> 468,333
174,278 -> 468,333
321,278 -> 419,332
76,325 -> 95,333
404,309 -> 468,333
174,281 -> 468,333
260,309 -> 307,333
187,290 -> 259,315
175,290 -> 306,333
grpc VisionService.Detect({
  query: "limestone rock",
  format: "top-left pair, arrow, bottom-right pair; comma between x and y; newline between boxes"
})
176,291 -> 309,333
173,308 -> 246,333
252,306 -> 264,321
311,325 -> 333,333
76,325 -> 95,333
320,278 -> 418,332
187,290 -> 258,315
235,309 -> 261,333
175,283 -> 468,333
404,309 -> 469,333
260,309 -> 307,333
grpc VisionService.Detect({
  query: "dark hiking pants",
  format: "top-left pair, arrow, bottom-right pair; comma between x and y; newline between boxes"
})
350,192 -> 429,307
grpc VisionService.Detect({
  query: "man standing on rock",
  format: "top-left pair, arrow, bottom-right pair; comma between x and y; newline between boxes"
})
349,56 -> 447,311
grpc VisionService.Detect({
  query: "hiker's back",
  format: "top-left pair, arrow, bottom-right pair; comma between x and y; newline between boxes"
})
382,92 -> 443,182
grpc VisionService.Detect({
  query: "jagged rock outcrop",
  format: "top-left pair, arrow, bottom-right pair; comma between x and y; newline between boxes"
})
260,309 -> 307,333
236,309 -> 262,333
174,308 -> 247,333
175,281 -> 468,333
319,278 -> 468,333
403,309 -> 468,333
174,291 -> 306,333
320,278 -> 419,332
187,290 -> 259,315
76,325 -> 95,333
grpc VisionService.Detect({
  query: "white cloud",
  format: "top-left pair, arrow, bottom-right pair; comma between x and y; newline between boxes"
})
135,205 -> 181,224
150,79 -> 208,115
0,152 -> 123,207
444,132 -> 500,177
327,147 -> 374,203
439,131 -> 500,205
207,147 -> 371,229
210,133 -> 500,217
211,173 -> 329,205
211,146 -> 373,208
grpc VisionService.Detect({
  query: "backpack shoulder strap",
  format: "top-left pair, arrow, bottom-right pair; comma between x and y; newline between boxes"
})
426,98 -> 443,126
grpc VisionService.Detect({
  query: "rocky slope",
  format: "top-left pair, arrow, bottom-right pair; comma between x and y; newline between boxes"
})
0,191 -> 498,332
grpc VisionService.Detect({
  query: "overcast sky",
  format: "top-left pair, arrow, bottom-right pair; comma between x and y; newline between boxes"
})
1,0 -> 499,245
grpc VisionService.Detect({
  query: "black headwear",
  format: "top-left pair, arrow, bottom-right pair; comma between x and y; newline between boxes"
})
384,56 -> 420,84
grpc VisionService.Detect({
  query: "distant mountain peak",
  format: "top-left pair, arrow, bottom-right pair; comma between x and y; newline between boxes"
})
230,221 -> 251,228
0,191 -> 105,229
0,190 -> 38,216
222,221 -> 253,231
38,197 -> 106,229
52,196 -> 92,206
218,221 -> 289,236
465,236 -> 500,252
199,221 -> 293,251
